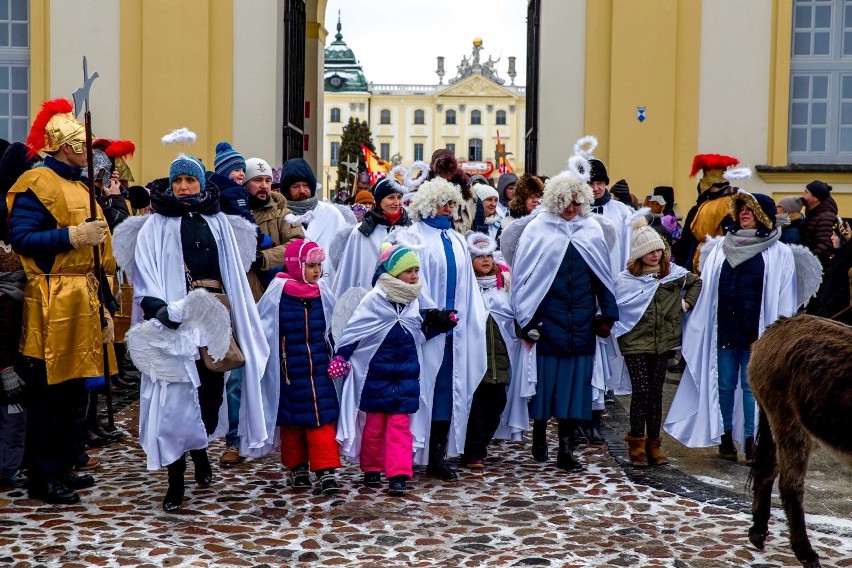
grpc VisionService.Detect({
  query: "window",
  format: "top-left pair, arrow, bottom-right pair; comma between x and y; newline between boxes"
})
330,107 -> 341,122
330,141 -> 340,166
471,109 -> 482,125
380,143 -> 390,161
0,0 -> 29,143
468,138 -> 483,161
788,0 -> 852,162
380,109 -> 391,124
446,143 -> 456,155
414,109 -> 425,124
496,110 -> 507,125
414,143 -> 424,162
445,109 -> 456,124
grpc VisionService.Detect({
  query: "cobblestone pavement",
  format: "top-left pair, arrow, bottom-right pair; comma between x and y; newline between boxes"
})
1,393 -> 851,567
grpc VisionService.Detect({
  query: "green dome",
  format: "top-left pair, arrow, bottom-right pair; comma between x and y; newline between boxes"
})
324,14 -> 369,93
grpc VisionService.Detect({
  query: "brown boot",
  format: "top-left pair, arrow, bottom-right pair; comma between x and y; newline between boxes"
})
624,434 -> 648,467
646,437 -> 668,465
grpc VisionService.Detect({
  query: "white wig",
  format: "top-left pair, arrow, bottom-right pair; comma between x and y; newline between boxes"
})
541,170 -> 593,217
408,177 -> 464,222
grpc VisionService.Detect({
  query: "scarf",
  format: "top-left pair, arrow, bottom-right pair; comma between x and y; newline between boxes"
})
484,214 -> 501,227
476,274 -> 498,290
640,263 -> 661,275
422,215 -> 452,230
384,210 -> 403,225
0,270 -> 25,302
377,272 -> 423,304
722,227 -> 782,268
590,191 -> 612,215
285,210 -> 315,227
276,271 -> 321,298
287,195 -> 319,216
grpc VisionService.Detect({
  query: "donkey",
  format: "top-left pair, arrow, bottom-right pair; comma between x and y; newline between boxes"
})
747,315 -> 852,568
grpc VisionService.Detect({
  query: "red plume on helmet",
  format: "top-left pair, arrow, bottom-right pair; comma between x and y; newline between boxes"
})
92,138 -> 135,159
690,154 -> 739,177
25,98 -> 74,157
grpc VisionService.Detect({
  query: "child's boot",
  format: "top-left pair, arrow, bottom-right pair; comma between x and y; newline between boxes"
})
316,469 -> 340,495
289,464 -> 311,487
646,437 -> 668,465
363,471 -> 382,486
624,434 -> 649,467
387,475 -> 408,496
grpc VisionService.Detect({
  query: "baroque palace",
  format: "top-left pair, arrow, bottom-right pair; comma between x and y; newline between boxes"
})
322,16 -> 526,192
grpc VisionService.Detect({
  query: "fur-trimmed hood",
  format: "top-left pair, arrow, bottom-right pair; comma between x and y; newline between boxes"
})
541,171 -> 593,216
408,177 -> 463,221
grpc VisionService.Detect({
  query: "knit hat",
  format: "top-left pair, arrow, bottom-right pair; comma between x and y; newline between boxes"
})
409,177 -> 463,221
476,184 -> 499,202
630,216 -> 666,261
354,190 -> 375,206
371,178 -> 398,207
588,158 -> 609,185
778,195 -> 805,214
280,158 -> 317,197
244,157 -> 272,183
611,179 -> 630,202
466,232 -> 497,258
541,171 -> 593,216
691,154 -> 739,193
284,239 -> 325,282
379,242 -> 419,277
729,191 -> 777,234
214,142 -> 246,177
806,180 -> 832,202
169,154 -> 206,191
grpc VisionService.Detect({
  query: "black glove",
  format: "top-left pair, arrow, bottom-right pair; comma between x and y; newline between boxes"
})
593,315 -> 614,338
422,309 -> 458,334
154,305 -> 181,330
251,250 -> 264,271
517,320 -> 542,344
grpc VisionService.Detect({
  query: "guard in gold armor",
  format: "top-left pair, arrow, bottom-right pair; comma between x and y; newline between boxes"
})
6,98 -> 117,504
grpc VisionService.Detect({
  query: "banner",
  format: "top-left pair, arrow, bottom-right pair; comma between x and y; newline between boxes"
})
361,144 -> 391,184
495,131 -> 514,174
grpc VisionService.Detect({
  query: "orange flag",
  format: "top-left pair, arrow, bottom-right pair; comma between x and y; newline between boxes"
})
495,131 -> 514,174
361,144 -> 391,184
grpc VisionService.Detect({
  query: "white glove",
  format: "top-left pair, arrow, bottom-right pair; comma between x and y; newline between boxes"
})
167,298 -> 188,323
682,300 -> 690,312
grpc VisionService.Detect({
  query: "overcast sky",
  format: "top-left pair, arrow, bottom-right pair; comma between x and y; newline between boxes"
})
324,0 -> 528,87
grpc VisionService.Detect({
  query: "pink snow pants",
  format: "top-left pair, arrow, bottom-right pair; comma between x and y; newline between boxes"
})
360,412 -> 413,479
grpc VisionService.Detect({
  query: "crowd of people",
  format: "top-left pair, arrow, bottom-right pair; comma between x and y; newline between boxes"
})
0,98 -> 837,512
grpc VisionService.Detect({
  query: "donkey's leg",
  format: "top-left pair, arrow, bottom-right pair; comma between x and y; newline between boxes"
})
776,431 -> 820,567
749,409 -> 777,550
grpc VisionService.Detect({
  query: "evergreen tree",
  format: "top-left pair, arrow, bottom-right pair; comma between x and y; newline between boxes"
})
336,117 -> 376,190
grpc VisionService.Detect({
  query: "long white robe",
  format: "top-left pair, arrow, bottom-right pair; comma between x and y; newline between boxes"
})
131,213 -> 270,470
299,201 -> 350,278
663,239 -> 797,447
408,221 -> 487,465
330,222 -> 403,297
335,287 -> 425,462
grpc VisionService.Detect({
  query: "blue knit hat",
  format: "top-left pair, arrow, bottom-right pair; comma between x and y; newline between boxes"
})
213,141 -> 245,177
169,154 -> 206,191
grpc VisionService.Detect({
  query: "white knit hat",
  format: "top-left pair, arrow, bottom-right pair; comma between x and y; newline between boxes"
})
244,157 -> 272,184
630,217 -> 665,261
476,184 -> 499,202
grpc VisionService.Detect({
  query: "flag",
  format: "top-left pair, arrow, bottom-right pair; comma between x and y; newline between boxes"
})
495,131 -> 514,174
361,144 -> 391,184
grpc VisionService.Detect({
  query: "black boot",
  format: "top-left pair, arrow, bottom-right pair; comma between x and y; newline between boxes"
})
531,420 -> 548,462
585,410 -> 606,445
29,479 -> 80,504
316,469 -> 340,495
289,464 -> 311,488
557,420 -> 585,472
62,472 -> 95,490
718,430 -> 737,462
387,475 -> 408,496
189,449 -> 213,487
163,456 -> 186,511
744,437 -> 755,466
426,421 -> 458,481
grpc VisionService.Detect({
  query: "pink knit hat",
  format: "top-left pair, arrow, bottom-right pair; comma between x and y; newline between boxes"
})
284,239 -> 325,282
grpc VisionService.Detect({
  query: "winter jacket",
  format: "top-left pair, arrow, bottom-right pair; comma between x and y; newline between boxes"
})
357,208 -> 412,237
533,243 -> 618,355
815,243 -> 852,319
716,254 -> 765,349
277,292 -> 337,427
482,315 -> 509,385
248,191 -> 304,300
209,172 -> 255,224
617,273 -> 702,355
802,196 -> 838,265
96,193 -> 130,231
780,217 -> 803,245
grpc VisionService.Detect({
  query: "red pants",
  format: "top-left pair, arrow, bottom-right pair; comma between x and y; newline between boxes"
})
279,423 -> 341,472
360,412 -> 413,479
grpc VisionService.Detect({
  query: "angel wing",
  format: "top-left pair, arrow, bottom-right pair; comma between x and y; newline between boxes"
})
111,215 -> 151,277
331,286 -> 370,344
698,235 -> 724,274
328,226 -> 355,271
335,203 -> 358,226
788,244 -> 823,308
225,214 -> 258,272
499,215 -> 536,268
590,214 -> 618,252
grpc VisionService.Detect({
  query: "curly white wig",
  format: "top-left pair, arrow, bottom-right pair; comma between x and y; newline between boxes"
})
541,170 -> 593,216
408,177 -> 463,221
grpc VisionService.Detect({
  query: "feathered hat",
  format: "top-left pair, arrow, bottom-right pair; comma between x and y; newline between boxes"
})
25,98 -> 86,157
408,177 -> 463,222
690,154 -> 740,193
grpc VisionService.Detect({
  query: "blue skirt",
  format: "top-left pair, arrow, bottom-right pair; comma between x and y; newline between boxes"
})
431,337 -> 454,421
529,354 -> 593,421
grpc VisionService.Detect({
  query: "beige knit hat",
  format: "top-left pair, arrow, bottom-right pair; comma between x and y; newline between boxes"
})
630,217 -> 665,261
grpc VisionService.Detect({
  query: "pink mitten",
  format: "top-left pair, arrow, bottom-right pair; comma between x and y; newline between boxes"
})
327,355 -> 351,379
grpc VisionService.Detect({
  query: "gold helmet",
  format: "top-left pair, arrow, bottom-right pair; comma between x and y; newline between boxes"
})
26,98 -> 86,155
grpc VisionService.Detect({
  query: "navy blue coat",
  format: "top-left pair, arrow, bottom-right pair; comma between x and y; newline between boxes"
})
337,312 -> 422,415
533,243 -> 618,356
277,292 -> 338,427
717,254 -> 765,349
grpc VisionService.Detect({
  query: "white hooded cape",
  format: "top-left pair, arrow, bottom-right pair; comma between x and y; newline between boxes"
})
408,221 -> 487,465
335,287 -> 425,462
131,213 -> 271,470
252,275 -> 336,457
663,239 -> 797,447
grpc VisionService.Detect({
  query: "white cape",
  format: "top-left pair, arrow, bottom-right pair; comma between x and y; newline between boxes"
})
131,213 -> 271,470
335,287 -> 425,462
298,201 -> 350,279
663,239 -> 797,447
408,221 -> 487,465
252,276 -> 337,457
330,223 -> 400,297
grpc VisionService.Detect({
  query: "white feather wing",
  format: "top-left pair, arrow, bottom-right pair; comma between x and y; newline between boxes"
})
111,215 -> 150,277
331,287 -> 370,345
789,244 -> 823,308
225,214 -> 258,272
